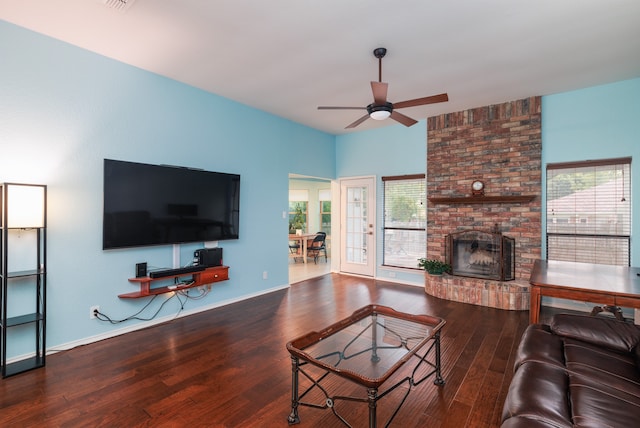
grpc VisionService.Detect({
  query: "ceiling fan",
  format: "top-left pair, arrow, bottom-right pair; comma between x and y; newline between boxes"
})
318,47 -> 449,129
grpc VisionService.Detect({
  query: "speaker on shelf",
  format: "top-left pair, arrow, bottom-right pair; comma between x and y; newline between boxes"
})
135,262 -> 147,278
194,247 -> 222,267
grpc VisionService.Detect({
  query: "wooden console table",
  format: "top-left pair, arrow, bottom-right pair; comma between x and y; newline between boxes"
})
529,259 -> 640,323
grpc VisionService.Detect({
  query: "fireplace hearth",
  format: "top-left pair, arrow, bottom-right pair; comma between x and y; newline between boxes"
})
446,229 -> 515,281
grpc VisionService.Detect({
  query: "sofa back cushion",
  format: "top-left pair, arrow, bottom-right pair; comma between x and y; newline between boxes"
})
550,314 -> 640,353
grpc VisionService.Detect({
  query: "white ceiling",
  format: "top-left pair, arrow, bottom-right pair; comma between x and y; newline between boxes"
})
2,0 -> 640,135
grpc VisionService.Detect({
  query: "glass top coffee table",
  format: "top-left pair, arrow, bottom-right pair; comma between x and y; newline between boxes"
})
286,304 -> 446,427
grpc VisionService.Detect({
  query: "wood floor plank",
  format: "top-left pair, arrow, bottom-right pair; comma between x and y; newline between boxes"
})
0,273 -> 528,427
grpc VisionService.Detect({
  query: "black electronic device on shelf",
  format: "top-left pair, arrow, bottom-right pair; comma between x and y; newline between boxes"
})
194,247 -> 223,267
148,265 -> 204,279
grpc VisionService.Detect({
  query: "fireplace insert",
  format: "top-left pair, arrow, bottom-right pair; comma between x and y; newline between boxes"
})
446,229 -> 515,281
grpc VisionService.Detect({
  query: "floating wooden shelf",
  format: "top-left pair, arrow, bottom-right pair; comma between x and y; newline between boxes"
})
120,266 -> 229,298
428,195 -> 536,205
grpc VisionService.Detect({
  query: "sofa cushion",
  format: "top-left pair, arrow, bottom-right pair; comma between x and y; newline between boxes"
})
569,372 -> 640,427
513,324 -> 565,370
563,338 -> 640,399
500,416 -> 568,428
501,361 -> 572,428
550,314 -> 640,353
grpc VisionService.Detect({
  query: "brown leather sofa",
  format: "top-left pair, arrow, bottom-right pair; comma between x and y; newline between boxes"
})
501,313 -> 640,427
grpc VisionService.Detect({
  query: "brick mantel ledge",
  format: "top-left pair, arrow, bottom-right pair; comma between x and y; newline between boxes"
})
425,274 -> 530,311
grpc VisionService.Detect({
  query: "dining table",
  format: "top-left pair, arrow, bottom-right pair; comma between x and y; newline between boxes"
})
288,233 -> 318,264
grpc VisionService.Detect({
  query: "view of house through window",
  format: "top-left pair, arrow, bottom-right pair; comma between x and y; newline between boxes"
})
546,158 -> 631,266
382,174 -> 426,269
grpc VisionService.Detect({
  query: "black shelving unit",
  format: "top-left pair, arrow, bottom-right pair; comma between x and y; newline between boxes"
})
0,183 -> 47,378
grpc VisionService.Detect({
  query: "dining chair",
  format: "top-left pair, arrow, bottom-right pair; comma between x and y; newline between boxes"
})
289,240 -> 301,263
307,232 -> 327,264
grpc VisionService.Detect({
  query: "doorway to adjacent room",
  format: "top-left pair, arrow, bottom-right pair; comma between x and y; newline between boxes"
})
288,174 -> 332,283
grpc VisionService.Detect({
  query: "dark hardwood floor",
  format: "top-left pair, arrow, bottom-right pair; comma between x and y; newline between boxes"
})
0,274 -> 529,427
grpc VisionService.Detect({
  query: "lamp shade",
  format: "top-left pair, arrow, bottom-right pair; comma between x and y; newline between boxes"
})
6,184 -> 45,228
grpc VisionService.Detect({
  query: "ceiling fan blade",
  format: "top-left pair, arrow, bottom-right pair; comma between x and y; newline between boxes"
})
393,93 -> 449,109
345,114 -> 370,129
390,111 -> 418,127
318,106 -> 366,110
371,81 -> 388,104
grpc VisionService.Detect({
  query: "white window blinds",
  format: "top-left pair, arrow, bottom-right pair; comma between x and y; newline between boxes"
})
382,174 -> 426,269
546,158 -> 631,266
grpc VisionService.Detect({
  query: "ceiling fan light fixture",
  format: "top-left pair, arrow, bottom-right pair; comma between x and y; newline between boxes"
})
370,110 -> 391,120
367,103 -> 392,120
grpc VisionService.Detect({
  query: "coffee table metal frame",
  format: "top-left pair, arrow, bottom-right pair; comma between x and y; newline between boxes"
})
286,304 -> 446,427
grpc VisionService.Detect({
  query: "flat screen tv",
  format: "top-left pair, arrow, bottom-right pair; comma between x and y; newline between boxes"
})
103,159 -> 240,250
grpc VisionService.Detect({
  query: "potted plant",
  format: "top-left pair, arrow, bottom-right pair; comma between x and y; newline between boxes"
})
418,258 -> 451,276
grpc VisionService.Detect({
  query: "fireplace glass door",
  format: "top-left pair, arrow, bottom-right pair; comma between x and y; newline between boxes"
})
446,230 -> 515,281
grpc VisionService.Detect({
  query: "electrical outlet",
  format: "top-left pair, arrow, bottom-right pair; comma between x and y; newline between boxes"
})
263,271 -> 268,280
90,305 -> 100,320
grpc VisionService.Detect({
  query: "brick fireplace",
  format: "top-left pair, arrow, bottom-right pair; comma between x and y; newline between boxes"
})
425,97 -> 542,310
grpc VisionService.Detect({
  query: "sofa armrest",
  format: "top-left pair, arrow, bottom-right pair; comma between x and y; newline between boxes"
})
550,314 -> 640,353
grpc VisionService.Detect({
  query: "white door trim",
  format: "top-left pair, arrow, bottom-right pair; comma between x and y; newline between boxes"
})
339,176 -> 376,277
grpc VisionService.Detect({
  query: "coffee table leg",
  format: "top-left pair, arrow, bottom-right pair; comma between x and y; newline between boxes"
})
371,314 -> 380,362
288,356 -> 300,425
367,387 -> 378,428
434,330 -> 445,386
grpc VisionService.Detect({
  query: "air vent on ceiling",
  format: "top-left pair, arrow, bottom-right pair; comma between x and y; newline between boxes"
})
101,0 -> 136,12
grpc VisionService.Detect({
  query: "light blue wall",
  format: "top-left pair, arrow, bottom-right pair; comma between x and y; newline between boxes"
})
336,121 -> 427,286
542,78 -> 640,264
0,20 -> 335,356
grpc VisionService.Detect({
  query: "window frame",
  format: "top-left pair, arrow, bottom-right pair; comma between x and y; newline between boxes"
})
546,157 -> 631,266
319,199 -> 331,236
381,174 -> 427,270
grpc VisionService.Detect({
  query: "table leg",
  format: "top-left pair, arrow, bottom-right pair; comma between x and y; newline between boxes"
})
434,330 -> 445,385
367,387 -> 378,428
529,286 -> 541,324
370,314 -> 380,362
288,356 -> 300,425
302,237 -> 308,264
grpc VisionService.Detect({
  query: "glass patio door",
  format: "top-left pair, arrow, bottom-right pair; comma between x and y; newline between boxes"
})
340,177 -> 375,276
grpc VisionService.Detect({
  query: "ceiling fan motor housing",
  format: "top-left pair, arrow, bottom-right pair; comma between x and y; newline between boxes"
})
367,102 -> 393,120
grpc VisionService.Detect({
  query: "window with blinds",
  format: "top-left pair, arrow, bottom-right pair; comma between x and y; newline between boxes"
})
382,174 -> 426,269
546,158 -> 631,266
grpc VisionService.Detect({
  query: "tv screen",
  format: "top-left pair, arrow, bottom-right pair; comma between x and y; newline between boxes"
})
103,159 -> 240,250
